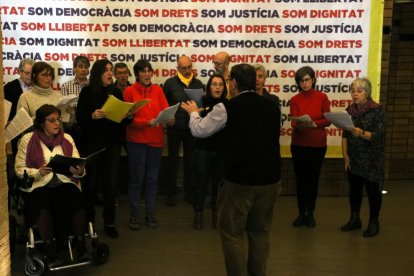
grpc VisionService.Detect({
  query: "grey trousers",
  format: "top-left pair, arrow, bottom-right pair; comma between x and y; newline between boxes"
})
218,179 -> 281,276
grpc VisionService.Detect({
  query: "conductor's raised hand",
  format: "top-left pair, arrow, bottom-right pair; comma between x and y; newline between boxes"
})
181,100 -> 200,115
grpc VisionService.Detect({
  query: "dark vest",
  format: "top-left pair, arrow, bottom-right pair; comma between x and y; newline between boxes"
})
222,92 -> 281,185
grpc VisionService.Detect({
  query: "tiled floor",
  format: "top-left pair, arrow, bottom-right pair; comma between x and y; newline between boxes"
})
11,180 -> 414,275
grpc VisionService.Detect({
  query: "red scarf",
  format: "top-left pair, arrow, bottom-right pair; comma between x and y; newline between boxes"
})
26,130 -> 73,169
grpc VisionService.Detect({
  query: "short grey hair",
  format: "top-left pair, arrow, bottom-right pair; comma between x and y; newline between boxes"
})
351,78 -> 372,99
18,58 -> 35,71
254,64 -> 267,79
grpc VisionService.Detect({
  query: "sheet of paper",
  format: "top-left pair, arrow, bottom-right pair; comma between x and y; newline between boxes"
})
57,94 -> 78,106
101,95 -> 150,123
4,99 -> 12,125
155,103 -> 180,124
130,99 -> 151,113
5,108 -> 33,143
57,95 -> 78,123
184,88 -> 204,106
324,112 -> 355,130
290,114 -> 317,127
101,95 -> 133,123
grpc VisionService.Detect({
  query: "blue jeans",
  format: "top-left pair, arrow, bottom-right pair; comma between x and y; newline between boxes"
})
218,179 -> 281,276
193,149 -> 224,212
127,142 -> 162,217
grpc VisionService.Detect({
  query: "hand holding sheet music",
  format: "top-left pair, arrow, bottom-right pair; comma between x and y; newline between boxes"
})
46,148 -> 106,176
184,88 -> 204,106
290,114 -> 317,128
154,103 -> 180,124
57,94 -> 78,123
324,112 -> 355,130
101,95 -> 151,123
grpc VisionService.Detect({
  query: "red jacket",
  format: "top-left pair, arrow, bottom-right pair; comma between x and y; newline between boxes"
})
290,89 -> 331,147
123,82 -> 169,147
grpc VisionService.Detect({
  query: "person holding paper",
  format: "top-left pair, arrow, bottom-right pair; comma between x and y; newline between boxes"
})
341,78 -> 385,237
76,59 -> 128,238
192,74 -> 228,230
16,61 -> 63,119
163,55 -> 204,206
4,58 -> 36,204
290,66 -> 331,228
61,56 -> 90,146
182,64 -> 281,276
61,56 -> 90,105
123,59 -> 170,230
15,104 -> 87,264
5,58 -> 35,124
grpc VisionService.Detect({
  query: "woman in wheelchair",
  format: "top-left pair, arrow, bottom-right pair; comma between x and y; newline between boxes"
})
15,104 -> 87,266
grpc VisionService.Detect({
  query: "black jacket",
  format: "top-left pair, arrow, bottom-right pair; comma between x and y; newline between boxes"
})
163,75 -> 204,129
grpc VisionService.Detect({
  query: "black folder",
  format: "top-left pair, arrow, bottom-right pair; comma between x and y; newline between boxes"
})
46,148 -> 106,176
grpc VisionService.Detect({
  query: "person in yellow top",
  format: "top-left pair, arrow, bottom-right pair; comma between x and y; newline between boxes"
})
163,55 -> 204,206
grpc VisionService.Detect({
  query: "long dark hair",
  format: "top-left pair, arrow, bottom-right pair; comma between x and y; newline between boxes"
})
89,59 -> 113,94
205,74 -> 228,101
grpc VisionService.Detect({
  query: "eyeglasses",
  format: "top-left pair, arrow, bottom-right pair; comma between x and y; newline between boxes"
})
45,117 -> 62,123
213,61 -> 224,66
211,83 -> 224,87
300,77 -> 313,83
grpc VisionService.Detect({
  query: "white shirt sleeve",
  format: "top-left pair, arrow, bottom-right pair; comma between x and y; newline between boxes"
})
188,103 -> 227,138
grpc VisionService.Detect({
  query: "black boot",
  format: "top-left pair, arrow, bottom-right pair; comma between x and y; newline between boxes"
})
306,211 -> 316,228
292,213 -> 307,227
193,212 -> 203,230
212,210 -> 218,229
363,218 -> 379,237
340,212 -> 362,232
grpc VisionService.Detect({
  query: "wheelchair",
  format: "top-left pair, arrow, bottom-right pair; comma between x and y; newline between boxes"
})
24,222 -> 109,276
11,170 -> 110,276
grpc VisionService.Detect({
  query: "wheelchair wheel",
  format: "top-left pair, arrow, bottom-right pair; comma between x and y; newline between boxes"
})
24,254 -> 46,276
92,242 -> 109,265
